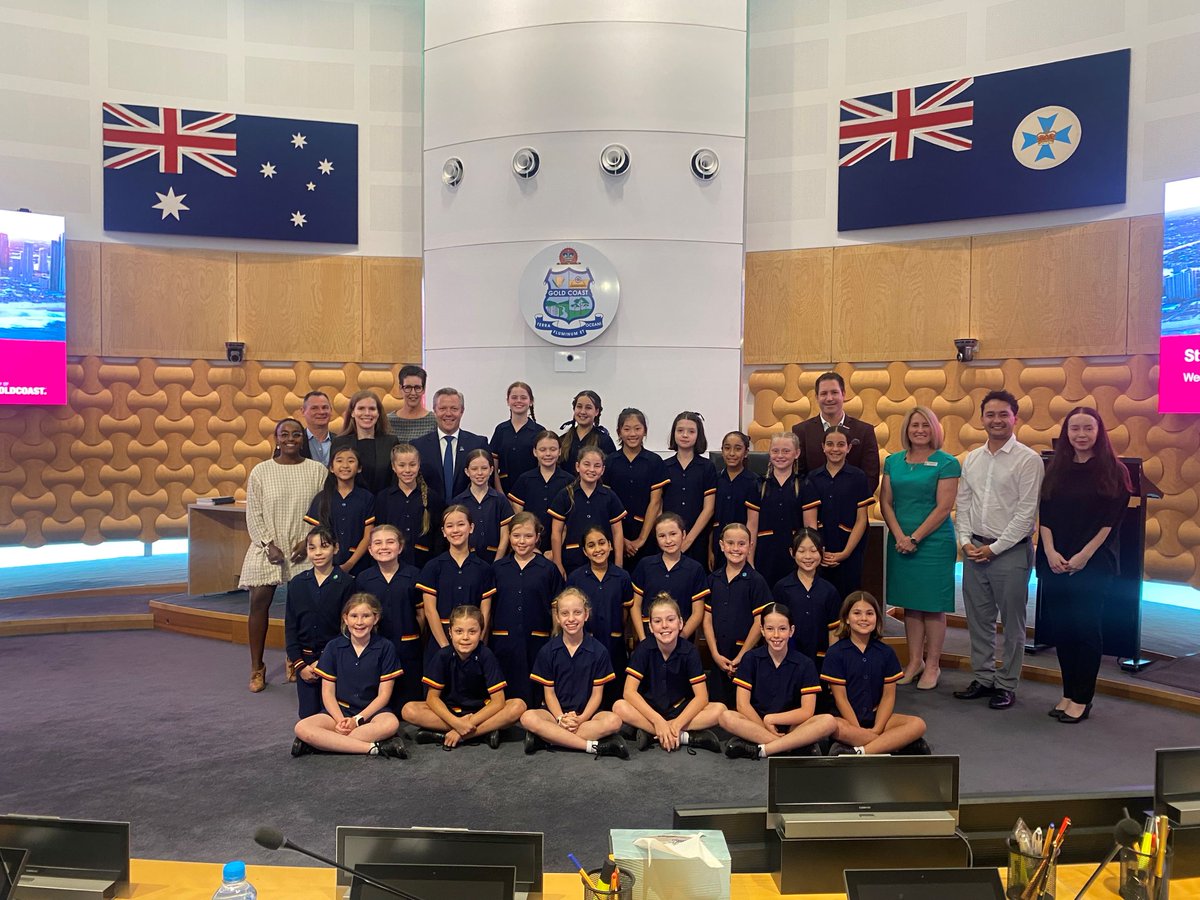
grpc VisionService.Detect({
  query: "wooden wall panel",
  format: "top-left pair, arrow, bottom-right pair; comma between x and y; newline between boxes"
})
237,254 -> 362,362
66,240 -> 101,356
971,220 -> 1129,358
832,238 -> 970,362
744,249 -> 833,364
362,257 -> 422,364
101,245 -> 236,358
1128,214 -> 1164,355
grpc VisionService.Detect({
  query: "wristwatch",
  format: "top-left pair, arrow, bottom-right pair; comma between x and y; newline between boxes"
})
354,714 -> 367,726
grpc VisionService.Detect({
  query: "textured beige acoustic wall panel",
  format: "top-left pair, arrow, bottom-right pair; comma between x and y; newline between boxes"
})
1127,215 -> 1164,355
66,241 -> 101,357
744,249 -> 833,364
363,257 -> 422,365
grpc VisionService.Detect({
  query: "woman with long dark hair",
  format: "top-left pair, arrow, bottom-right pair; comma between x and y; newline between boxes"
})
332,389 -> 398,494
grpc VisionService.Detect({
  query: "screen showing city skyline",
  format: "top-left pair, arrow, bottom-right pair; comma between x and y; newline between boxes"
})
0,209 -> 67,405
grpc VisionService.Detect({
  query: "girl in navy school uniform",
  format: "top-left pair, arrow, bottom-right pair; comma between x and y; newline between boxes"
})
703,523 -> 772,708
614,592 -> 725,754
773,528 -> 843,675
416,505 -> 497,667
285,527 -> 356,715
452,448 -> 514,563
605,408 -> 669,573
490,381 -> 541,495
508,429 -> 572,556
490,511 -> 564,704
802,425 -> 874,600
567,524 -> 634,707
293,592 -> 406,759
558,390 -> 617,471
661,411 -> 717,571
401,604 -> 527,750
548,445 -> 626,577
520,587 -> 629,758
355,525 -> 424,707
711,430 -> 761,572
631,513 -> 710,642
720,602 -> 838,761
303,445 -> 375,576
374,443 -> 443,569
822,591 -> 927,755
751,432 -> 806,587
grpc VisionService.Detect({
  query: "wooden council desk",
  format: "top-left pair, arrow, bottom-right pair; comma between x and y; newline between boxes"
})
127,858 -> 1199,899
187,502 -> 248,595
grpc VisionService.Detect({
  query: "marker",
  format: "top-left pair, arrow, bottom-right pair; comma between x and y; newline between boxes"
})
569,853 -> 597,891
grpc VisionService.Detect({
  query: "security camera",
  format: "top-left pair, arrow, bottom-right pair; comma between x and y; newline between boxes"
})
600,143 -> 630,176
225,341 -> 245,364
954,338 -> 979,362
441,157 -> 463,187
691,148 -> 720,180
512,147 -> 539,179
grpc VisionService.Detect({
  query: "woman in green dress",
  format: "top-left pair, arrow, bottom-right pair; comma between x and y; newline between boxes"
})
879,406 -> 960,691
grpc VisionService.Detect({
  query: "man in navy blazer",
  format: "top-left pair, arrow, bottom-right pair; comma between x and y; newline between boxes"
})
412,387 -> 489,502
791,371 -> 881,495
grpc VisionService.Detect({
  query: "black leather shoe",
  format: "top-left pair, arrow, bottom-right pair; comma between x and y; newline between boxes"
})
524,730 -> 546,755
636,728 -> 655,752
1058,703 -> 1092,724
725,737 -> 760,760
487,729 -> 502,749
1048,707 -> 1067,719
595,735 -> 630,760
988,689 -> 1016,709
416,729 -> 446,744
898,737 -> 933,755
374,737 -> 408,759
687,729 -> 722,754
953,680 -> 997,700
619,723 -> 637,741
290,737 -> 314,757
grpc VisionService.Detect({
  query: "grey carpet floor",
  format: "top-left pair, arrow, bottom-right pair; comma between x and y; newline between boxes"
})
1,630 -> 1197,871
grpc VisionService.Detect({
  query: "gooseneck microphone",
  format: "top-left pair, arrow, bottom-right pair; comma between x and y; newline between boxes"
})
253,826 -> 421,900
1071,817 -> 1144,899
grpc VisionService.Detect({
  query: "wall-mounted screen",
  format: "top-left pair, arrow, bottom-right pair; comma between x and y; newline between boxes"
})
0,209 -> 66,405
1160,178 -> 1200,413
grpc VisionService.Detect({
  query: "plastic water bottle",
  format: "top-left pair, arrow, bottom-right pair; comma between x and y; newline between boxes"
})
211,860 -> 257,900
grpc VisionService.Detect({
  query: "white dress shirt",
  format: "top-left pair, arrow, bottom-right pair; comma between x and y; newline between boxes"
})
955,434 -> 1044,555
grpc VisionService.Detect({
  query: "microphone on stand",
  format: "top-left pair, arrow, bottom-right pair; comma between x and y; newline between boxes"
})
253,826 -> 421,900
1071,817 -> 1143,899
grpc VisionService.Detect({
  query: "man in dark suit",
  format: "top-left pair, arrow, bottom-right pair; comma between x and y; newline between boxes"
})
412,387 -> 489,502
792,371 -> 881,494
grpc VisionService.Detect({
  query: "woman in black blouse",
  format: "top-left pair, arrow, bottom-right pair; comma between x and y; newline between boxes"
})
1037,407 -> 1130,724
332,390 -> 399,495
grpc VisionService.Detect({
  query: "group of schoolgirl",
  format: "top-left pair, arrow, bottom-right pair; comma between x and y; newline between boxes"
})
285,384 -> 925,761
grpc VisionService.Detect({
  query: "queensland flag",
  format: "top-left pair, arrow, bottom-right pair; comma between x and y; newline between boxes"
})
103,103 -> 358,244
837,49 -> 1129,231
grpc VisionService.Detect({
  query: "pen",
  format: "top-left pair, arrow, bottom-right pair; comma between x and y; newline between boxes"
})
569,853 -> 597,891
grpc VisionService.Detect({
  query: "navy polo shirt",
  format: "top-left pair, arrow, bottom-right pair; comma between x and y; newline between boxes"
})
304,486 -> 376,569
489,418 -> 543,491
661,455 -> 718,531
355,564 -> 422,657
705,564 -> 772,658
750,473 -> 804,541
313,634 -> 403,716
285,567 -> 355,665
632,555 -> 710,622
560,425 -> 617,471
491,553 -> 564,639
626,636 -> 706,717
732,645 -> 821,717
547,483 -> 626,550
772,572 -> 842,667
568,564 -> 634,641
451,487 -> 514,560
416,552 -> 497,622
605,448 -> 670,541
801,465 -> 874,554
530,634 -> 615,714
374,484 -> 444,566
714,468 -> 761,533
422,643 -> 508,712
507,467 -> 573,551
821,637 -> 904,727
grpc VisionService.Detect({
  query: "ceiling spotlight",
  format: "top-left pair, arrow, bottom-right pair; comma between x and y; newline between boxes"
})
691,148 -> 720,180
512,147 -> 540,179
599,143 -> 630,177
441,157 -> 463,187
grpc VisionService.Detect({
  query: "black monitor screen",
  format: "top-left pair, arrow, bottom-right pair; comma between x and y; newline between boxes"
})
0,817 -> 128,883
350,863 -> 514,900
336,827 -> 542,891
770,757 -> 958,813
1157,747 -> 1200,800
846,868 -> 1004,900
1,848 -> 30,900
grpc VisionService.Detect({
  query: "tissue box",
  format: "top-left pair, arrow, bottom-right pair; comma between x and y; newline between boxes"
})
610,829 -> 731,900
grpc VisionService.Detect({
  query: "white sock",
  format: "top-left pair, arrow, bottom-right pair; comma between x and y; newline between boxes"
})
758,744 -> 767,758
368,744 -> 380,756
679,731 -> 690,745
853,746 -> 866,755
586,740 -> 598,754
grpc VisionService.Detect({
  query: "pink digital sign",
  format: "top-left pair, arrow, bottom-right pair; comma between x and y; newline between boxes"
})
1161,177 -> 1200,414
0,209 -> 66,405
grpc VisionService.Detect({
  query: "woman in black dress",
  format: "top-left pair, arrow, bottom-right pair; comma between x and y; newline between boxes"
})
1037,406 -> 1130,724
332,390 -> 399,495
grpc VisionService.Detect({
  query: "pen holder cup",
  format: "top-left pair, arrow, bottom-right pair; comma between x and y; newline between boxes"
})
1006,838 -> 1058,900
582,867 -> 634,900
1119,846 -> 1171,900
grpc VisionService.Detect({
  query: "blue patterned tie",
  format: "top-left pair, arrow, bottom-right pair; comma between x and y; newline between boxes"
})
443,434 -> 455,499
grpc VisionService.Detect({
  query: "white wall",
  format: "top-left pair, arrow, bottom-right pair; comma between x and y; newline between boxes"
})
422,2 -> 747,444
0,0 -> 424,256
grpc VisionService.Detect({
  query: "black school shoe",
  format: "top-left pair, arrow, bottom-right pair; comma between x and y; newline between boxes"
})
953,680 -> 997,700
725,738 -> 760,761
636,729 -> 655,752
595,735 -> 630,760
687,729 -> 722,754
896,737 -> 933,756
487,729 -> 502,749
828,742 -> 863,756
524,731 -> 547,755
290,737 -> 315,758
416,729 -> 447,745
374,737 -> 409,759
619,723 -> 638,741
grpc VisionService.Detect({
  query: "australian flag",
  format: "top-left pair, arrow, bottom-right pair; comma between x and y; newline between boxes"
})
103,103 -> 358,244
837,49 -> 1129,231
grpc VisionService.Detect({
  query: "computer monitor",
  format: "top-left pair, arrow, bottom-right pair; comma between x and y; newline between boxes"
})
844,867 -> 1004,900
768,755 -> 960,817
1155,746 -> 1200,823
335,826 -> 543,894
349,863 -> 515,900
0,815 -> 128,889
0,848 -> 30,900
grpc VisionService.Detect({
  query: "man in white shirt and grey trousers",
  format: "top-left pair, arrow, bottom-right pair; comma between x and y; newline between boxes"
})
953,390 -> 1044,710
